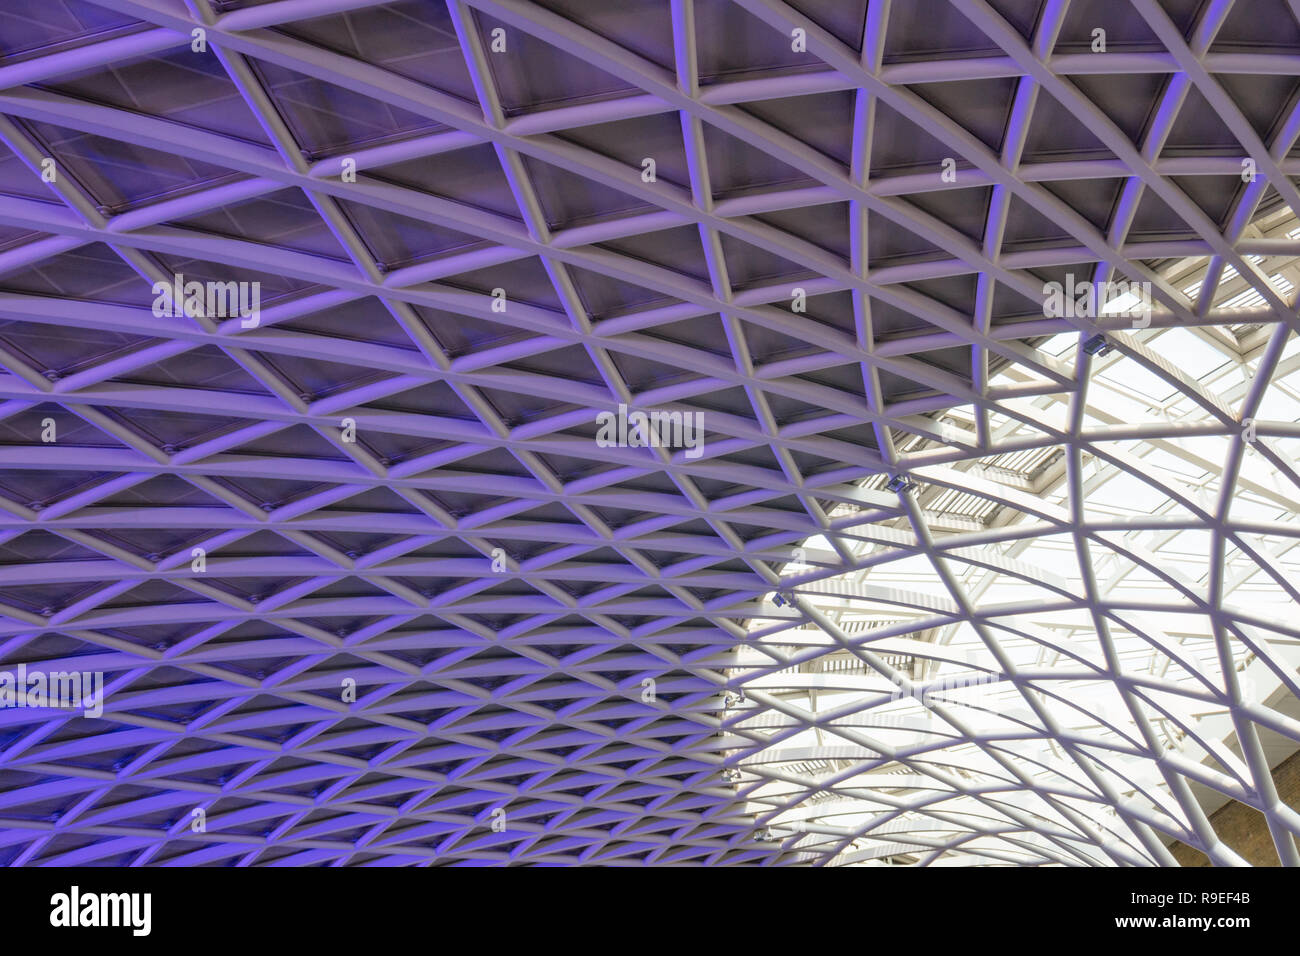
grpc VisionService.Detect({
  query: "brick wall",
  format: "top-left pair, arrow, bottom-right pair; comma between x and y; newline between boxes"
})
1170,748 -> 1300,867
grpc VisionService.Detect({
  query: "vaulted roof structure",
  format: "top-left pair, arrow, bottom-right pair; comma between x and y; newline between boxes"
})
1,0 -> 1300,866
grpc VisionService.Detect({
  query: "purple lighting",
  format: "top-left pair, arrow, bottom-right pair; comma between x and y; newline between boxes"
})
0,0 -> 1297,869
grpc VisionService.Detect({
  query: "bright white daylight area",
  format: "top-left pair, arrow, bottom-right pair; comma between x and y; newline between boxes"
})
730,210 -> 1300,866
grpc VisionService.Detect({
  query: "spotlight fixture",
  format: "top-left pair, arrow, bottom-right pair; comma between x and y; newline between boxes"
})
886,475 -> 917,493
1082,333 -> 1113,357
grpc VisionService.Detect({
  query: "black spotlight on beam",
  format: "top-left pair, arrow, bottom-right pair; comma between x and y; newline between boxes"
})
1082,333 -> 1112,356
886,474 -> 917,493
